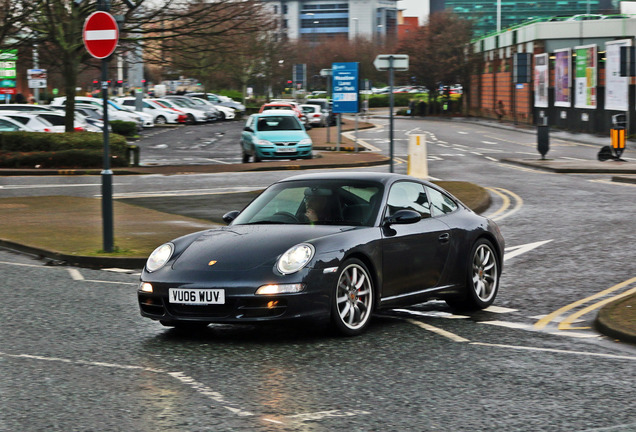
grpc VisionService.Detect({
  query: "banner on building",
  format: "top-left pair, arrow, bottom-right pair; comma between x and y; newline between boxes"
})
534,53 -> 549,108
605,39 -> 631,111
554,48 -> 571,107
574,45 -> 597,109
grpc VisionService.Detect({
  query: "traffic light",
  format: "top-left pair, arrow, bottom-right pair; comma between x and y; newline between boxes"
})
116,80 -> 123,87
92,79 -> 99,89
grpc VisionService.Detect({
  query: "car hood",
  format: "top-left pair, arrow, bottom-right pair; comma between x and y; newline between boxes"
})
172,225 -> 347,272
254,131 -> 309,141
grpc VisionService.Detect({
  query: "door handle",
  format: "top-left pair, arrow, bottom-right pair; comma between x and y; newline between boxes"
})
438,233 -> 450,243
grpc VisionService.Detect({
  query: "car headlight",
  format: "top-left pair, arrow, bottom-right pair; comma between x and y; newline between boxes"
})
277,243 -> 315,275
146,242 -> 174,272
256,139 -> 274,146
298,138 -> 312,146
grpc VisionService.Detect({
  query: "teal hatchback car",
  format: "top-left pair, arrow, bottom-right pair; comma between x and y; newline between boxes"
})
241,111 -> 313,162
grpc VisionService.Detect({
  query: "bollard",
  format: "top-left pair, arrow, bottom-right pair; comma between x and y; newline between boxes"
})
407,134 -> 428,179
537,115 -> 549,159
610,114 -> 627,160
127,145 -> 140,166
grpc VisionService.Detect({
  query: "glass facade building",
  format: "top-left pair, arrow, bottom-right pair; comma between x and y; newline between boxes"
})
444,0 -> 617,37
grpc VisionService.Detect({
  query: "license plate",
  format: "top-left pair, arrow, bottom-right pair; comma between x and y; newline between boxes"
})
276,147 -> 296,153
169,288 -> 225,305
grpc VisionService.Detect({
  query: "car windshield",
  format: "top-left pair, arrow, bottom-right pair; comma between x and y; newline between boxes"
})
256,116 -> 301,131
232,180 -> 383,226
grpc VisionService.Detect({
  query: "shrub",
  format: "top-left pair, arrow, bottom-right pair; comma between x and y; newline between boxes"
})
0,132 -> 130,168
110,120 -> 138,137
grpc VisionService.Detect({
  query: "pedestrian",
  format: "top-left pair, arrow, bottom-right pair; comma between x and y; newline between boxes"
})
408,99 -> 415,117
495,100 -> 505,122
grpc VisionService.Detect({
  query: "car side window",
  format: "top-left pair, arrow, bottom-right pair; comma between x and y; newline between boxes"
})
386,182 -> 431,218
0,119 -> 19,131
426,186 -> 458,217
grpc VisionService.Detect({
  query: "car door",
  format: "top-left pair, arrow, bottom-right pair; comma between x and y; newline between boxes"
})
241,115 -> 255,154
381,181 -> 451,301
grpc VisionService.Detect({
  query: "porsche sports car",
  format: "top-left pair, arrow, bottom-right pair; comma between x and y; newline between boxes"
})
138,172 -> 504,336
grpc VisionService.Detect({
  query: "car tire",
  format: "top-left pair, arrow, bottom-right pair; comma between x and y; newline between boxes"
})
446,238 -> 499,311
186,114 -> 195,124
242,153 -> 250,163
331,258 -> 374,336
155,115 -> 167,125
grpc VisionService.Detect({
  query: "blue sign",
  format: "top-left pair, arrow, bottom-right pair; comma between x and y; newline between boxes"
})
332,62 -> 359,113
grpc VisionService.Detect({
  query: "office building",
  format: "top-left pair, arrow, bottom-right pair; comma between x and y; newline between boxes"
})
262,0 -> 400,42
444,0 -> 617,37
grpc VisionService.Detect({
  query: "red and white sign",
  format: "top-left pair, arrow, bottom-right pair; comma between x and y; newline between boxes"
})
83,11 -> 119,59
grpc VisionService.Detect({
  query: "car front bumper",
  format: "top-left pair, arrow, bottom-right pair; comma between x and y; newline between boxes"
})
138,267 -> 334,324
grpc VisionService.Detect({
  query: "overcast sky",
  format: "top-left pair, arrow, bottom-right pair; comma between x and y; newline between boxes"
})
398,0 -> 430,24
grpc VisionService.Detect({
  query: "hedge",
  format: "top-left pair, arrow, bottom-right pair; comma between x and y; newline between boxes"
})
0,132 -> 130,168
110,120 -> 138,137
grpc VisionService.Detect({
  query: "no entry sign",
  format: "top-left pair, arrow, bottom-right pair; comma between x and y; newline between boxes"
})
83,11 -> 119,59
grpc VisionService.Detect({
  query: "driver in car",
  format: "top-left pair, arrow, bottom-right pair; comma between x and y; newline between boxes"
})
304,188 -> 336,224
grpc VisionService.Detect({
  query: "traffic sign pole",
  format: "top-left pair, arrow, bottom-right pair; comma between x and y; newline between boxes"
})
389,56 -> 394,173
83,10 -> 118,253
374,54 -> 409,173
101,58 -> 114,253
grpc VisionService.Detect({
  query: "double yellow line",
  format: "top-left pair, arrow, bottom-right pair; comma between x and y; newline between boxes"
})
534,277 -> 636,331
485,187 -> 523,221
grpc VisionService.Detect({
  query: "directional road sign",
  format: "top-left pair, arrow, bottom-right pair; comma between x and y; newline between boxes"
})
373,54 -> 409,71
83,11 -> 119,59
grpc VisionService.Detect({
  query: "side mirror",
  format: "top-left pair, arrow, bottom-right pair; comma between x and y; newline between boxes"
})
383,209 -> 421,227
243,126 -> 253,132
222,210 -> 240,224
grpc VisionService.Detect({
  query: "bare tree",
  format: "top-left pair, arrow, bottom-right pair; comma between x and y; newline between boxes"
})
13,0 -> 266,131
397,11 -> 474,112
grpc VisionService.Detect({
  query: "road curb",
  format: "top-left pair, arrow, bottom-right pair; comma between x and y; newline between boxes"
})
0,239 -> 146,270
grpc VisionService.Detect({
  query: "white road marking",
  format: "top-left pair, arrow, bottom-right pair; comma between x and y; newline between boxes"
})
457,131 -> 469,134
0,350 -> 370,425
68,268 -> 84,280
406,319 -> 470,342
486,156 -> 498,162
484,306 -> 518,313
504,240 -> 553,261
168,371 -> 254,417
479,321 -> 531,330
470,342 -> 636,361
481,141 -> 498,144
393,309 -> 470,319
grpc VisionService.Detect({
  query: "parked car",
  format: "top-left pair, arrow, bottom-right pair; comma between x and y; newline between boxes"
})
300,104 -> 327,127
240,111 -> 313,162
51,96 -> 151,128
114,97 -> 185,125
176,96 -> 227,121
0,104 -> 63,113
35,111 -> 94,132
73,105 -> 109,132
187,92 -> 245,114
303,98 -> 336,126
260,102 -> 307,125
187,97 -> 235,120
137,172 -> 504,336
151,98 -> 210,124
161,96 -> 217,122
0,115 -> 36,131
1,111 -> 59,132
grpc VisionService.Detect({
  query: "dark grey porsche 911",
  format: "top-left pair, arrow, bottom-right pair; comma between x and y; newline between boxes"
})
138,172 -> 504,336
